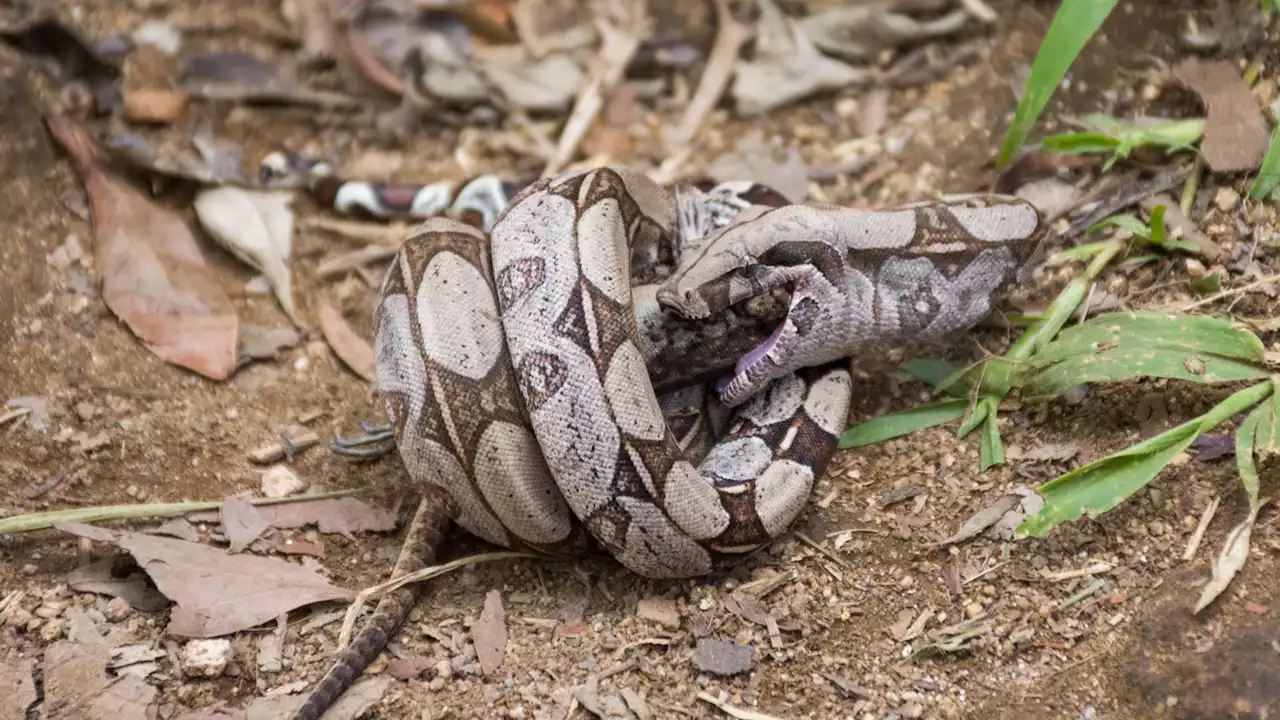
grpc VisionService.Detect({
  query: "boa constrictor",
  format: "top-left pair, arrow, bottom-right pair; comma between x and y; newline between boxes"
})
273,155 -> 1045,719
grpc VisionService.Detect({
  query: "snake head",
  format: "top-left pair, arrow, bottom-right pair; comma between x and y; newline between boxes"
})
657,204 -> 853,406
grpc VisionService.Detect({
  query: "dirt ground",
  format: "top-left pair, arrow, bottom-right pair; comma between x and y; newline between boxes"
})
2,1 -> 1279,719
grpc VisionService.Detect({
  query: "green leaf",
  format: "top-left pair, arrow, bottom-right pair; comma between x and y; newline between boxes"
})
1026,311 -> 1266,367
837,399 -> 968,448
1089,213 -> 1150,238
1250,120 -> 1280,199
1018,382 -> 1272,537
979,410 -> 1005,470
1148,204 -> 1167,245
1190,272 -> 1223,294
997,0 -> 1118,167
900,358 -> 961,389
1251,379 -> 1280,461
1041,132 -> 1122,155
1021,346 -> 1269,399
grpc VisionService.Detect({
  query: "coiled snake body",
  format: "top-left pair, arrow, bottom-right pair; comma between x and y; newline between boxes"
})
272,156 -> 1046,719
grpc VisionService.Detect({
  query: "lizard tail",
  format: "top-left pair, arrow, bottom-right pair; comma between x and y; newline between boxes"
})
289,491 -> 453,720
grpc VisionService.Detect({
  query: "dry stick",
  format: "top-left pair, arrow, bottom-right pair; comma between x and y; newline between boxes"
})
302,216 -> 412,245
1161,271 -> 1280,313
542,9 -> 647,178
0,488 -> 361,535
1184,495 -> 1220,561
316,244 -> 401,278
697,692 -> 784,720
334,548 -> 540,649
663,0 -> 754,154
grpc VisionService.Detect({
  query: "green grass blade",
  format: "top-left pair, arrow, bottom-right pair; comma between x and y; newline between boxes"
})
838,399 -> 968,448
1252,378 -> 1280,460
1021,347 -> 1269,399
900,358 -> 961,389
979,410 -> 1004,470
1017,382 -> 1272,537
998,0 -> 1118,167
1249,120 -> 1280,199
1026,311 -> 1266,367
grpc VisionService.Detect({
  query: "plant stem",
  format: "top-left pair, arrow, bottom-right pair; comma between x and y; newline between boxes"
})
0,488 -> 362,535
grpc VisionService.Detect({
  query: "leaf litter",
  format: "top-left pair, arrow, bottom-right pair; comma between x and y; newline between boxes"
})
55,522 -> 354,638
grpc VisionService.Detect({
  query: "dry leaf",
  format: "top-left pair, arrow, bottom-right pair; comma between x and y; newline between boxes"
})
475,45 -> 583,112
731,0 -> 870,116
43,615 -> 157,720
194,187 -> 298,324
255,497 -> 397,534
1194,505 -> 1260,613
0,655 -> 36,720
276,537 -> 325,557
55,522 -> 354,638
692,637 -> 755,676
221,497 -> 270,553
238,324 -> 302,363
473,589 -> 507,676
707,130 -> 808,204
797,5 -> 969,62
1174,58 -> 1270,172
46,115 -> 239,380
317,298 -> 376,382
932,494 -> 1022,546
66,557 -> 171,612
242,676 -> 391,720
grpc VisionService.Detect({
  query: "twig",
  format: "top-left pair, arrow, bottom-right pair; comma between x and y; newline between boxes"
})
1161,272 -> 1280,313
335,550 -> 540,649
0,407 -> 30,427
316,244 -> 400,279
1057,579 -> 1106,610
302,216 -> 412,245
962,560 -> 1010,586
664,0 -> 753,153
1183,495 -> 1220,561
696,692 -> 784,720
542,7 -> 648,177
0,488 -> 361,535
795,531 -> 850,569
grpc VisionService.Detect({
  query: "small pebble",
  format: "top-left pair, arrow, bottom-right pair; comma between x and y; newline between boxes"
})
260,465 -> 306,498
104,597 -> 133,622
39,618 -> 66,642
434,659 -> 453,681
1147,520 -> 1166,537
1214,187 -> 1240,212
182,638 -> 233,678
964,602 -> 984,619
6,607 -> 34,628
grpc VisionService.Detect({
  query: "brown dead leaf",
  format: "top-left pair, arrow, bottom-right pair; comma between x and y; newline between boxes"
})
276,537 -> 325,558
931,494 -> 1022,547
66,556 -> 170,612
148,518 -> 200,542
692,637 -> 755,676
731,0 -> 870,116
636,596 -> 680,629
55,522 -> 354,638
317,298 -> 376,382
255,497 -> 397,534
242,676 -> 391,720
45,115 -> 239,380
473,589 -> 507,676
43,616 -> 157,720
0,654 -> 36,720
173,705 -> 245,720
221,497 -> 270,553
1174,58 -> 1270,172
386,656 -> 431,680
122,88 -> 189,124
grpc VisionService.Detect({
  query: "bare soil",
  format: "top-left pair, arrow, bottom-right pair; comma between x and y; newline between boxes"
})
2,1 -> 1278,719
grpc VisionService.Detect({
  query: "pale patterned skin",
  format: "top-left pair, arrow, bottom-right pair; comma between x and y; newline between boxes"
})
658,196 -> 1047,406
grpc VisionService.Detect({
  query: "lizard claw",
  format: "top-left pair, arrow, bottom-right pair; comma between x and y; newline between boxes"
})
330,424 -> 396,458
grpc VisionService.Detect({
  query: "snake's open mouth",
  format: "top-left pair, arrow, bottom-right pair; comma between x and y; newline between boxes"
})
720,286 -> 796,402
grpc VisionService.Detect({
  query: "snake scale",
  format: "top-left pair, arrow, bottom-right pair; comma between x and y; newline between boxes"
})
267,155 -> 1046,719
